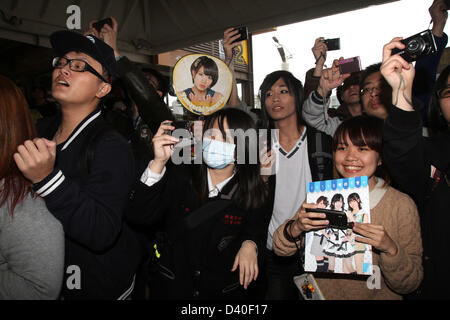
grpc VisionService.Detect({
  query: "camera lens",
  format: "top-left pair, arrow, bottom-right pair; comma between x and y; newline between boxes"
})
406,38 -> 424,54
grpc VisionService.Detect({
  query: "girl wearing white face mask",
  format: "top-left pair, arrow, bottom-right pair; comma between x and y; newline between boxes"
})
127,108 -> 270,300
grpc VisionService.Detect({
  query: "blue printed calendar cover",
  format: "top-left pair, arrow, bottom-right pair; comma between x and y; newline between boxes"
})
305,176 -> 372,275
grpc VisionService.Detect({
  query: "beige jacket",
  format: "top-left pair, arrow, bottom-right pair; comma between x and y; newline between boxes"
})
272,181 -> 423,300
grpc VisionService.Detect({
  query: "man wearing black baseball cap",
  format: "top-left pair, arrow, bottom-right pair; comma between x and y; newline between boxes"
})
15,30 -> 141,300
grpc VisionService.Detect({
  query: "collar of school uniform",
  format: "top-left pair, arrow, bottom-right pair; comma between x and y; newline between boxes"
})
207,169 -> 235,198
61,108 -> 103,151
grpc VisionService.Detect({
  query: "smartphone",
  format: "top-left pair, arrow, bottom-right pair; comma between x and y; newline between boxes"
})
306,208 -> 350,230
339,56 -> 362,74
93,18 -> 113,32
446,0 -> 450,10
231,26 -> 248,44
322,38 -> 340,51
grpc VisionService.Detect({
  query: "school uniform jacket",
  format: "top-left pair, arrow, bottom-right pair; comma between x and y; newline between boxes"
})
33,108 -> 141,300
126,163 -> 270,300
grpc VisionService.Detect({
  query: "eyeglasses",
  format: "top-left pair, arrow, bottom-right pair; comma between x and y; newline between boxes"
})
52,57 -> 109,83
437,85 -> 450,99
360,83 -> 388,96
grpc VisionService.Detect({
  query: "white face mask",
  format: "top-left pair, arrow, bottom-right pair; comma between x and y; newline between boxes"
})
202,138 -> 236,169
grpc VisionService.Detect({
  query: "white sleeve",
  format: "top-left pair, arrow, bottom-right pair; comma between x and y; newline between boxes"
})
140,161 -> 167,187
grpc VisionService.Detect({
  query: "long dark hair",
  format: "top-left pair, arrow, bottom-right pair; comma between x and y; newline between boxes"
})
193,108 -> 268,210
332,115 -> 390,185
0,75 -> 37,215
259,70 -> 305,131
428,65 -> 450,138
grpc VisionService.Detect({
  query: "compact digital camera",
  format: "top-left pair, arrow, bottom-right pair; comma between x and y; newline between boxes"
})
321,38 -> 340,51
338,56 -> 362,74
391,29 -> 437,62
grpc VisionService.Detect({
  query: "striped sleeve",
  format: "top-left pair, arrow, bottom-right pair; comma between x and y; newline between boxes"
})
33,169 -> 66,198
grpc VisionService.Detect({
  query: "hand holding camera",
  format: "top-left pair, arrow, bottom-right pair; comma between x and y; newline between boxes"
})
312,37 -> 328,65
391,29 -> 437,63
290,202 -> 330,236
317,59 -> 351,98
306,208 -> 351,230
320,38 -> 340,51
223,27 -> 247,63
88,17 -> 120,58
380,37 -> 415,112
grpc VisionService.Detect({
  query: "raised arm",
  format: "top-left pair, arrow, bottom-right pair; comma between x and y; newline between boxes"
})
303,37 -> 328,99
89,17 -> 174,134
414,0 -> 448,122
302,60 -> 349,136
381,38 -> 428,205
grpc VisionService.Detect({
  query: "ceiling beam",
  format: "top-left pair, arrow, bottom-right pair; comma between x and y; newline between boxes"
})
98,0 -> 114,21
158,0 -> 186,35
143,0 -> 151,36
180,0 -> 202,29
119,0 -> 139,34
10,0 -> 20,12
39,0 -> 50,19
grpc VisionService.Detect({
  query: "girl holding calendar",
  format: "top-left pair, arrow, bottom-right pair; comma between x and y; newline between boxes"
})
272,115 -> 423,299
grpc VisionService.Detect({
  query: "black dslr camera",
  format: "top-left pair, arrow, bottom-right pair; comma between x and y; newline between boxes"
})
391,29 -> 437,62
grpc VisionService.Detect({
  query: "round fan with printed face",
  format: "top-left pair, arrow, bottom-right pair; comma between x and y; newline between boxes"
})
173,54 -> 232,116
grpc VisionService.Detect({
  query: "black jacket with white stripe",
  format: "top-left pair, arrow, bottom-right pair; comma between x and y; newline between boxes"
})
33,108 -> 141,300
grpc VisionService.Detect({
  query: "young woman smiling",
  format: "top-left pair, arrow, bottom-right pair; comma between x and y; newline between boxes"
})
272,115 -> 423,300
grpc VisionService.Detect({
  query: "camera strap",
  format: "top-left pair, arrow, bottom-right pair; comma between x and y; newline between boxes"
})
393,69 -> 414,108
315,53 -> 326,65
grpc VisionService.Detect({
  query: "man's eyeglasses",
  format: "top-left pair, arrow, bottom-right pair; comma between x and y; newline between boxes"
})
360,83 -> 388,96
52,57 -> 109,83
437,85 -> 450,99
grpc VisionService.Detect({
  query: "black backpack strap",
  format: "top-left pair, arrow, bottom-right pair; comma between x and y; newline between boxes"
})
183,184 -> 238,230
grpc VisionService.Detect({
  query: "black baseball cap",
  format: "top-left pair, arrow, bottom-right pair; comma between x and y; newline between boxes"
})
50,30 -> 116,83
